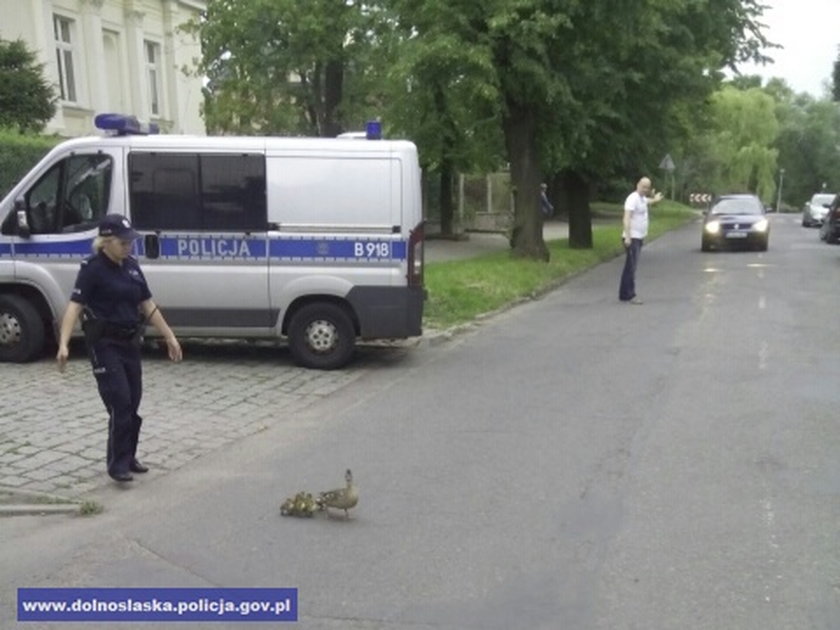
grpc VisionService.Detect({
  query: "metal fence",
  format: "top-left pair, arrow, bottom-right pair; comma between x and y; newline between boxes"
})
424,172 -> 513,234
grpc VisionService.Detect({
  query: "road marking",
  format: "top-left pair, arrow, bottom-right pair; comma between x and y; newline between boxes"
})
759,295 -> 766,310
758,340 -> 769,370
761,492 -> 781,603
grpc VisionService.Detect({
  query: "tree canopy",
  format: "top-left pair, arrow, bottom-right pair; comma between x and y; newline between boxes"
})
774,92 -> 840,203
188,0 -> 782,258
833,46 -> 840,102
0,39 -> 55,132
183,0 -> 388,135
701,86 -> 779,200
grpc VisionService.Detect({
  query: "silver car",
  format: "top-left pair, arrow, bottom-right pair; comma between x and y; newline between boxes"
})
802,193 -> 836,227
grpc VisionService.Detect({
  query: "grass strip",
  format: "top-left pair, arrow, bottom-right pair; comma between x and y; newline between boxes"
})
423,202 -> 696,329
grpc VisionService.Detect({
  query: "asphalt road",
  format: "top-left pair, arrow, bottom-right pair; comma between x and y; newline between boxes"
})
2,214 -> 839,629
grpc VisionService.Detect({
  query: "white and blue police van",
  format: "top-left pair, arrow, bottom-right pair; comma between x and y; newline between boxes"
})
0,115 -> 424,369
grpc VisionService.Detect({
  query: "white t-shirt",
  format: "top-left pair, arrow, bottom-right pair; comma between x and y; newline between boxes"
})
623,191 -> 649,239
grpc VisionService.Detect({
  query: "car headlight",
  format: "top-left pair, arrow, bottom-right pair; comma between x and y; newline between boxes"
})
754,219 -> 769,232
705,221 -> 720,234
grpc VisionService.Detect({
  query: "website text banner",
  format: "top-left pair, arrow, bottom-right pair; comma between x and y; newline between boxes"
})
18,587 -> 297,622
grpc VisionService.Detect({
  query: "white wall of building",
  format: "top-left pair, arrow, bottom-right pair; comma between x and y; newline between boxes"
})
0,0 -> 206,136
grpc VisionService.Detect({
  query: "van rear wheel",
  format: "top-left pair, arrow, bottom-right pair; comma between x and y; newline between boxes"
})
287,303 -> 355,370
0,295 -> 45,363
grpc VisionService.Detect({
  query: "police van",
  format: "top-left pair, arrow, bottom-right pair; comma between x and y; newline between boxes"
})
0,115 -> 424,369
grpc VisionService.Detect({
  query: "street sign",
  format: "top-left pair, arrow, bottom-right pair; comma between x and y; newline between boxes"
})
659,154 -> 676,172
689,193 -> 712,204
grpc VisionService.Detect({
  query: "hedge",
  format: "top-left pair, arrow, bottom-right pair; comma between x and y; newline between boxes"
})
0,129 -> 62,199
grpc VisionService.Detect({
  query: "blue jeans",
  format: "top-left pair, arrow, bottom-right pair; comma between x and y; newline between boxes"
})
619,238 -> 643,301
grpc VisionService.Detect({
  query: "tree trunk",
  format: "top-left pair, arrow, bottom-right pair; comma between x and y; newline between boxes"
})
503,104 -> 548,261
549,173 -> 565,220
439,160 -> 455,236
561,169 -> 593,249
323,59 -> 344,137
434,84 -> 456,237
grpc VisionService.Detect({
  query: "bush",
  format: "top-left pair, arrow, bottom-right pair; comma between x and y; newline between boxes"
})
0,129 -> 61,198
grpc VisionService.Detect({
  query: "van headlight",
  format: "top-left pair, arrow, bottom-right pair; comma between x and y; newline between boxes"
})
754,219 -> 769,232
705,221 -> 720,234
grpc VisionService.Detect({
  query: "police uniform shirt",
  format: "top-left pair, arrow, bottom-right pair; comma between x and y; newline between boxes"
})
71,252 -> 152,326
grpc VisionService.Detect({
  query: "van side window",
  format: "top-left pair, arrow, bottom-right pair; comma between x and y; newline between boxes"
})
2,154 -> 112,235
129,153 -> 266,231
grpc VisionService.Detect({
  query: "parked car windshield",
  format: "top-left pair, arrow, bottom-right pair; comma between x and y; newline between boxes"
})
711,198 -> 763,215
811,194 -> 835,206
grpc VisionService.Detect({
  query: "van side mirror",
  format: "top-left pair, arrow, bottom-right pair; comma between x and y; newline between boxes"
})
14,198 -> 30,239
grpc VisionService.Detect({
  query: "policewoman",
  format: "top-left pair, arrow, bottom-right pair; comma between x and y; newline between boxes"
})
57,214 -> 182,483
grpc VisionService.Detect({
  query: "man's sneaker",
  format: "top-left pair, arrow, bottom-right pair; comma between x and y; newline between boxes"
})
629,297 -> 644,305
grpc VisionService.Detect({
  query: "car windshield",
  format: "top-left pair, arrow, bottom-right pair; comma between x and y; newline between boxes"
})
711,198 -> 762,215
812,194 -> 835,205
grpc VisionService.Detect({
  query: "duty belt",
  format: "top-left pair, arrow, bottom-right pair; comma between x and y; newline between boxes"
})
101,323 -> 140,340
82,318 -> 140,344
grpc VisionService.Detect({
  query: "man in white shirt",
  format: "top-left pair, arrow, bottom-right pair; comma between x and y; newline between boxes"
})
619,177 -> 663,304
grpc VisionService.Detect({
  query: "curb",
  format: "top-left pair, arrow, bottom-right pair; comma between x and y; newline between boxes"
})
0,504 -> 81,517
0,487 -> 83,517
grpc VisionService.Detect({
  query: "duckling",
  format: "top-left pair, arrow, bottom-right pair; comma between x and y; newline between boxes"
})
280,491 -> 317,517
316,469 -> 359,518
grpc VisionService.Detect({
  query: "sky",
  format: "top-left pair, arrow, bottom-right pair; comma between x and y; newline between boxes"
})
735,0 -> 839,97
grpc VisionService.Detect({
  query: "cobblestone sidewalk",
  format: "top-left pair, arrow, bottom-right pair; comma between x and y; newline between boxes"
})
0,341 -> 382,500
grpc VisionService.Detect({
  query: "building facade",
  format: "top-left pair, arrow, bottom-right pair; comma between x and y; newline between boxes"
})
1,0 -> 206,136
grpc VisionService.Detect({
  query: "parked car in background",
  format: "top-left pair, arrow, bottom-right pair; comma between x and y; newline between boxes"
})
802,193 -> 836,227
818,194 -> 840,243
702,194 -> 769,252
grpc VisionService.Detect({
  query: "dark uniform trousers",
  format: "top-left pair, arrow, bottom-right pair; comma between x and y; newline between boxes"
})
89,339 -> 143,477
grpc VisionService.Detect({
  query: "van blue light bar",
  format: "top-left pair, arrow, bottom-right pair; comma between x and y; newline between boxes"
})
94,113 -> 160,136
365,120 -> 382,140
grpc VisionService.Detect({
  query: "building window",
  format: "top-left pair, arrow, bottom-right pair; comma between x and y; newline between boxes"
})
144,40 -> 163,117
53,15 -> 77,102
103,31 -> 125,112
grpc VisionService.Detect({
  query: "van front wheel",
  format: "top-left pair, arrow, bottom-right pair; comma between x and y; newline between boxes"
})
287,303 -> 355,370
0,295 -> 45,363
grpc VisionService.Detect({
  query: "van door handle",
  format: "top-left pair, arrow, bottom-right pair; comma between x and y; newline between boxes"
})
144,234 -> 160,259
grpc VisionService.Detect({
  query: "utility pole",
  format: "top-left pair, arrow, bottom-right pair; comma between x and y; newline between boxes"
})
775,168 -> 785,212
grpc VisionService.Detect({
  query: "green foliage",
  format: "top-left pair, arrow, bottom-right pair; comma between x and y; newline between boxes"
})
183,0 -> 387,135
774,94 -> 840,203
539,0 -> 775,179
184,0 -> 779,255
698,86 -> 779,200
78,500 -> 104,516
423,202 -> 694,328
0,39 -> 56,132
0,129 -> 61,198
384,2 -> 504,173
833,47 -> 840,103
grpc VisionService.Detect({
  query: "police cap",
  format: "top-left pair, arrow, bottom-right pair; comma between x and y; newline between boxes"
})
99,214 -> 140,240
